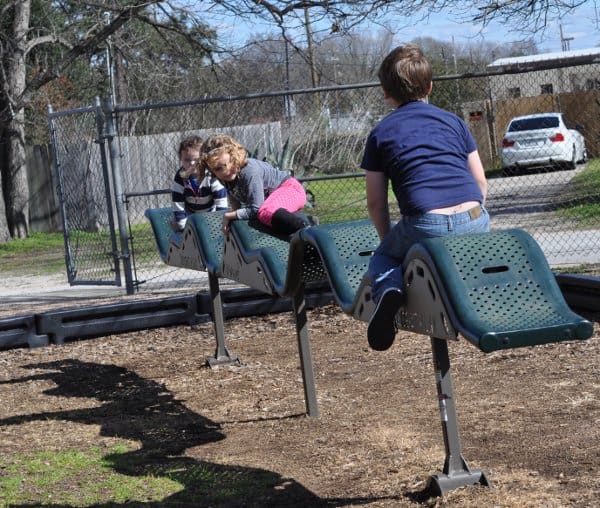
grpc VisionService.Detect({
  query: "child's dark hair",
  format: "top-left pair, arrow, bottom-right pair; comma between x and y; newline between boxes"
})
177,135 -> 203,157
377,44 -> 432,105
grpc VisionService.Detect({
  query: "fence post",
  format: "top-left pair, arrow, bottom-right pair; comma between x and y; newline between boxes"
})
47,104 -> 77,283
102,96 -> 135,295
94,97 -> 122,288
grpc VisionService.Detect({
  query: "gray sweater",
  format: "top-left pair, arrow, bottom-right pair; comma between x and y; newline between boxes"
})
224,158 -> 290,220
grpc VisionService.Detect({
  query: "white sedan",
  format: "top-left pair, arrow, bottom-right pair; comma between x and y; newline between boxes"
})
500,113 -> 587,175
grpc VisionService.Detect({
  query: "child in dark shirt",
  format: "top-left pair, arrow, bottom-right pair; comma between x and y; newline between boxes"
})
362,44 -> 489,351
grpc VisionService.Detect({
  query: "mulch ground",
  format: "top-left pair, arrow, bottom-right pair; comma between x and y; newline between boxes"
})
0,303 -> 598,507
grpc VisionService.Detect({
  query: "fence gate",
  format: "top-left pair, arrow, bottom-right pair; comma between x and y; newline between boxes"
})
48,100 -> 122,288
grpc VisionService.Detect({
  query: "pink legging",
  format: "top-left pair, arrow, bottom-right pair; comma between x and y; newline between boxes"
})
257,177 -> 307,226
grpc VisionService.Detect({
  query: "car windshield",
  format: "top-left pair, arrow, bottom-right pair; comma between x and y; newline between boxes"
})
508,116 -> 560,131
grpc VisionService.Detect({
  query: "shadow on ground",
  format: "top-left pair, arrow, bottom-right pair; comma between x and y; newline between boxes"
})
0,359 -> 409,507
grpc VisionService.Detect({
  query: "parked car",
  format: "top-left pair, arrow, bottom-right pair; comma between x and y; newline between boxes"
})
500,113 -> 587,175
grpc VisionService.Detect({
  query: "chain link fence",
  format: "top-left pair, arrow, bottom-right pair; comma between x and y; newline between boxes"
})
48,58 -> 600,298
48,102 -> 123,287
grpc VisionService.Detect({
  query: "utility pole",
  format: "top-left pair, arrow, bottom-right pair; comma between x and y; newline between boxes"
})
452,36 -> 460,104
304,8 -> 319,88
560,24 -> 574,51
284,37 -> 292,121
304,7 -> 320,112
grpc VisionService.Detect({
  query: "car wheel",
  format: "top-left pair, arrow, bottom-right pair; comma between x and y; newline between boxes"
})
567,145 -> 577,170
579,146 -> 588,164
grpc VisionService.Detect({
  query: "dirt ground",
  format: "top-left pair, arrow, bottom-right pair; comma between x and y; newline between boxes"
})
0,301 -> 598,507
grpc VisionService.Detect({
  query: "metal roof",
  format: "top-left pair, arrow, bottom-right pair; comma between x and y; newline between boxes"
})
488,47 -> 600,68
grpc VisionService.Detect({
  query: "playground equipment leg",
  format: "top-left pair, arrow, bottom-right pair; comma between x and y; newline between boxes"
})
206,272 -> 240,367
293,286 -> 319,417
426,337 -> 490,496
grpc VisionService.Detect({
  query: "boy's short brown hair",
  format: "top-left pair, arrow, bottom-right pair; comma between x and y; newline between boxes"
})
378,44 -> 432,105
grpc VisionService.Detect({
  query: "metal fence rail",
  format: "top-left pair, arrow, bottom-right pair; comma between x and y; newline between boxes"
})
48,59 -> 600,296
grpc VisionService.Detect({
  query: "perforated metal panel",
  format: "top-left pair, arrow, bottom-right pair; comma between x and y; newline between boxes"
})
296,220 -> 379,311
179,211 -> 228,273
145,207 -> 174,261
200,212 -> 227,265
301,244 -> 328,284
439,231 -> 569,330
321,220 -> 379,292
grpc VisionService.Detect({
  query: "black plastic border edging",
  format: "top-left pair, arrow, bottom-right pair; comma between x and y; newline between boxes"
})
555,273 -> 600,321
35,294 -> 203,346
0,315 -> 50,349
0,286 -> 334,351
1,274 -> 595,351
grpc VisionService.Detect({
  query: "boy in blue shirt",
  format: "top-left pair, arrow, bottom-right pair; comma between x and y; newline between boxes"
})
362,44 -> 489,351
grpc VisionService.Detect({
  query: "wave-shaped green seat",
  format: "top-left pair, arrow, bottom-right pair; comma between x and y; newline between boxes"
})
409,229 -> 593,352
296,220 -> 380,312
144,207 -> 177,262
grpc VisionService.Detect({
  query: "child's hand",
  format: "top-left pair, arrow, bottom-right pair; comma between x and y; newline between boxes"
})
222,212 -> 235,233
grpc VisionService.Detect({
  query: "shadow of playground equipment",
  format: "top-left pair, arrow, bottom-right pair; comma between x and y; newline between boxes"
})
0,360 -> 392,507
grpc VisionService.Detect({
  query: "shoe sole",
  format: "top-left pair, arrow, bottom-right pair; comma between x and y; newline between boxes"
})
367,290 -> 404,351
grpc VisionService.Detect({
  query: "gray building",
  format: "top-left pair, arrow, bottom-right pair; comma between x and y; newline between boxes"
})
487,47 -> 600,100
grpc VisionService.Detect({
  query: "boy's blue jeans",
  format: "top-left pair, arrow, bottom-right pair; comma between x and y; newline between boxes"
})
368,205 -> 490,303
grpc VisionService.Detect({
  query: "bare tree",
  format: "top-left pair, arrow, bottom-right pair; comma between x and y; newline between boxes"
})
0,0 -> 589,242
468,0 -> 590,33
0,0 -> 214,240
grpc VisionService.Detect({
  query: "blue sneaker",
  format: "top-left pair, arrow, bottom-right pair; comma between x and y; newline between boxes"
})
367,288 -> 404,351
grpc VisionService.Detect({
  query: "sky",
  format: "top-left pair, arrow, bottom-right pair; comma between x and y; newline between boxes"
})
407,3 -> 600,53
209,1 -> 600,55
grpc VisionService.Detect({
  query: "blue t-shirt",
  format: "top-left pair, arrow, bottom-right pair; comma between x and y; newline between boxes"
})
361,100 -> 483,215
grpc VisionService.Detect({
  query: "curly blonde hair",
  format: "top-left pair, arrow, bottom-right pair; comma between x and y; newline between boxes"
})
201,134 -> 248,173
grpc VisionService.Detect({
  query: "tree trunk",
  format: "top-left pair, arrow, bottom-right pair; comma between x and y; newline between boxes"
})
5,112 -> 29,238
1,0 -> 31,238
0,126 -> 12,242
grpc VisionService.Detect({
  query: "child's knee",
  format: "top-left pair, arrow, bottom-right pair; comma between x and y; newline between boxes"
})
257,207 -> 273,226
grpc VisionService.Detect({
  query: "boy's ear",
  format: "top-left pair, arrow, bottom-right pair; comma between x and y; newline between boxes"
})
427,81 -> 433,95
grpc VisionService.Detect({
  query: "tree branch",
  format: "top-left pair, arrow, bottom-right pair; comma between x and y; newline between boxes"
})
25,35 -> 72,58
20,1 -> 158,108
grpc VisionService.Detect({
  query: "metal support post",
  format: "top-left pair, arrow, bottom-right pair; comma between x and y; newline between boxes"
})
102,97 -> 135,294
292,286 -> 319,417
427,336 -> 490,497
205,272 -> 240,367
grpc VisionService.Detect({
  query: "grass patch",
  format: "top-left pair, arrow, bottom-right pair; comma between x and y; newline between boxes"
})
304,174 -> 398,223
0,231 -> 64,254
0,228 -> 138,277
556,159 -> 600,225
0,445 -> 295,506
0,232 -> 66,275
0,446 -> 182,506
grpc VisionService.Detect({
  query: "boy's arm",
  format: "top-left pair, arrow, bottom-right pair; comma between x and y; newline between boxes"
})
467,150 -> 488,205
366,170 -> 391,241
